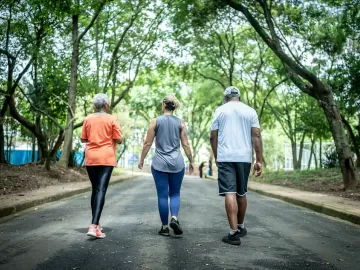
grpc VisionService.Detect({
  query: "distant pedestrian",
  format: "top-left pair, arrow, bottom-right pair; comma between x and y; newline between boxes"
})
208,158 -> 213,176
185,162 -> 189,174
210,86 -> 263,245
81,93 -> 123,239
199,162 -> 206,178
138,94 -> 194,236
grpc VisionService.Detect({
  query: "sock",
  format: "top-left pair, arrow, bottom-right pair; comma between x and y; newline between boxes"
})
229,229 -> 238,235
238,223 -> 245,229
162,225 -> 168,230
171,216 -> 177,221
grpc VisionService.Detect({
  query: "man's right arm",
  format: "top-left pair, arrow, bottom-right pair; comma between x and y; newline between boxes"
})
210,130 -> 218,162
210,109 -> 219,165
251,127 -> 263,177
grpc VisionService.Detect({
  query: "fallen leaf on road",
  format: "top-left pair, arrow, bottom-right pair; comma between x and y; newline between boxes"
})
338,259 -> 344,262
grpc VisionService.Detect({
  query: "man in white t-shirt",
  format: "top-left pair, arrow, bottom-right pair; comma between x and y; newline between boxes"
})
210,86 -> 263,245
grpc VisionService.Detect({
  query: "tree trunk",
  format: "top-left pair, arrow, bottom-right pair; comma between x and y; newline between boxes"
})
296,132 -> 306,170
314,147 -> 318,169
42,132 -> 63,170
38,138 -> 50,170
341,115 -> 360,168
308,135 -> 315,170
224,0 -> 358,189
37,138 -> 43,162
95,16 -> 100,92
5,119 -> 10,161
32,134 -> 36,162
58,15 -> 79,168
319,136 -> 322,168
117,139 -> 127,163
7,127 -> 14,162
0,122 -> 5,163
291,141 -> 299,170
357,114 -> 360,167
320,92 -> 358,189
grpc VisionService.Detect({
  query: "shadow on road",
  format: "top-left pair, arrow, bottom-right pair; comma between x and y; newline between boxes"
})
74,227 -> 115,234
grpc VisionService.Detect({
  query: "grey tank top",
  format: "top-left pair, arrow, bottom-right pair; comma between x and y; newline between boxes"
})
151,115 -> 185,173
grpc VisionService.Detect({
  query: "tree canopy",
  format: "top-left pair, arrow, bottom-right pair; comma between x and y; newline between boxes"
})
0,0 -> 359,189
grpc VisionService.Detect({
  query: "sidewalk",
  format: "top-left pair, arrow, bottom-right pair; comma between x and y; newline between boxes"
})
248,181 -> 360,225
205,175 -> 360,225
0,173 -> 137,219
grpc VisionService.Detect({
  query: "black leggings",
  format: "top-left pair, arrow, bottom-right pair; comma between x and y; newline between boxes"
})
86,166 -> 114,225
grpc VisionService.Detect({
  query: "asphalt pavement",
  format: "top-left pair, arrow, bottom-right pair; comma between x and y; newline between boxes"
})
0,175 -> 359,270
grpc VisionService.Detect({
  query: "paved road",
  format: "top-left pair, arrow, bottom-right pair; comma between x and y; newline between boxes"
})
0,176 -> 359,270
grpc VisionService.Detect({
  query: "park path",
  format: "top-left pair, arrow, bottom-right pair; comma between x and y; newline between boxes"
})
0,176 -> 359,270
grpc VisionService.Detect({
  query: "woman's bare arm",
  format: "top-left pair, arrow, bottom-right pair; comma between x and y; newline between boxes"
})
138,119 -> 156,169
180,120 -> 194,173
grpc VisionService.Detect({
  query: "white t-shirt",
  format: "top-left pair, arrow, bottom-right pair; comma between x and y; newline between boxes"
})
211,101 -> 260,163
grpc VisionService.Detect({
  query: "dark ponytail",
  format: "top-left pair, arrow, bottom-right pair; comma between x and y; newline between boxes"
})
164,100 -> 176,111
163,94 -> 180,111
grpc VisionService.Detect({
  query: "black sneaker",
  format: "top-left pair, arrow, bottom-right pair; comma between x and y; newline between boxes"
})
237,226 -> 247,237
158,226 -> 170,236
222,231 -> 241,245
170,218 -> 183,235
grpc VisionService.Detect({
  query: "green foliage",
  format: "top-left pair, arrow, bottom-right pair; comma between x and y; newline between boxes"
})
323,148 -> 339,169
129,68 -> 183,122
1,0 -> 359,175
254,167 -> 341,185
183,79 -> 222,159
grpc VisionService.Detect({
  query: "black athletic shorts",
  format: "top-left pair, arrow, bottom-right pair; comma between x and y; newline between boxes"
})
217,162 -> 251,196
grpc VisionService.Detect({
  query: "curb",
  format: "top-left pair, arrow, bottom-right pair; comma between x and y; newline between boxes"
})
204,175 -> 360,225
248,187 -> 360,225
0,175 -> 135,219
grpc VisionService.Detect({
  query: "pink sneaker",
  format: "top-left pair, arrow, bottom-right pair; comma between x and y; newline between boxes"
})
87,225 -> 106,239
87,224 -> 97,237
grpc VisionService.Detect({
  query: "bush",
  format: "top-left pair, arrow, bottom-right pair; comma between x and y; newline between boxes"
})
322,148 -> 339,168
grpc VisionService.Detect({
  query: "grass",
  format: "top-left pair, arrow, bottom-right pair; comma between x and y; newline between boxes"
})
252,168 -> 343,191
255,168 -> 341,183
251,167 -> 360,201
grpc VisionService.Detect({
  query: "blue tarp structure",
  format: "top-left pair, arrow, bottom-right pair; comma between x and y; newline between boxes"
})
56,151 -> 85,166
5,150 -> 84,166
4,150 -> 39,165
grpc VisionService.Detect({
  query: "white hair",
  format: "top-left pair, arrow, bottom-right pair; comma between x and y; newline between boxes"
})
93,93 -> 109,111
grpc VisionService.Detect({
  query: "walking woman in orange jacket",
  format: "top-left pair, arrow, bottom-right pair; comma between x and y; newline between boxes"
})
81,93 -> 122,239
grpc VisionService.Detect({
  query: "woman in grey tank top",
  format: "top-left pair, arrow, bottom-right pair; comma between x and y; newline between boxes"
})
138,94 -> 194,236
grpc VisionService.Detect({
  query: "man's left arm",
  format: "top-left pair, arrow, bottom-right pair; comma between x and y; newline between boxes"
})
251,111 -> 262,177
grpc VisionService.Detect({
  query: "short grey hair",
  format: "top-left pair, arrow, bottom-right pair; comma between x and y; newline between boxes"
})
93,93 -> 109,111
